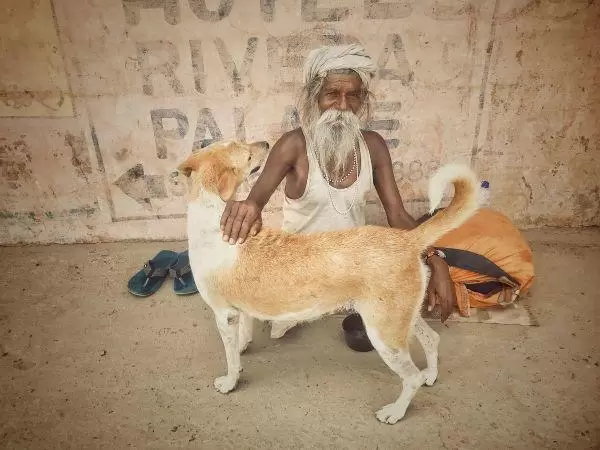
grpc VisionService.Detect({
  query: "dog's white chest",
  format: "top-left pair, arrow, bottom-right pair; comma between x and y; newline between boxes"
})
186,199 -> 238,284
189,237 -> 237,276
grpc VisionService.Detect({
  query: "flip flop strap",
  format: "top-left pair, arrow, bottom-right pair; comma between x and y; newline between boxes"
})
141,260 -> 170,287
169,264 -> 192,285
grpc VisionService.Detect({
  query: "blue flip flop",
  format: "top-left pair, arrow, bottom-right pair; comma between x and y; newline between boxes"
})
169,250 -> 198,296
128,250 -> 179,297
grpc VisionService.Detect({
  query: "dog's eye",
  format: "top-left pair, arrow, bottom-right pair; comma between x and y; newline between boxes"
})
247,155 -> 251,161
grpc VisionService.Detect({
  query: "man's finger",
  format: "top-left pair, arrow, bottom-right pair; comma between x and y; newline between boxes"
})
222,203 -> 240,241
220,201 -> 233,230
228,215 -> 246,244
236,216 -> 255,244
441,283 -> 457,323
427,289 -> 436,312
440,294 -> 452,323
249,219 -> 262,236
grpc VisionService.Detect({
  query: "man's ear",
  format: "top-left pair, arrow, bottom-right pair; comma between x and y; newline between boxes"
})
217,168 -> 238,201
177,154 -> 201,177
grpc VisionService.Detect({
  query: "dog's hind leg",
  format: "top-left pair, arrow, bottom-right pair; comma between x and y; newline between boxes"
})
413,315 -> 440,386
213,308 -> 241,394
362,318 -> 425,424
238,312 -> 253,354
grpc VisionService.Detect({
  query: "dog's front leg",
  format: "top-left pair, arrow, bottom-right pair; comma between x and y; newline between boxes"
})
238,312 -> 253,354
214,309 -> 241,394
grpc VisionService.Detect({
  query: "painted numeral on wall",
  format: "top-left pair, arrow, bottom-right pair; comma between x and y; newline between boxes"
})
392,160 -> 440,182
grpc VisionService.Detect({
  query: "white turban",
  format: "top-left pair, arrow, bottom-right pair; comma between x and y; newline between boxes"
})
302,44 -> 376,87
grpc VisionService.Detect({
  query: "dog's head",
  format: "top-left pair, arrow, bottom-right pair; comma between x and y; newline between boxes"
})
176,140 -> 270,202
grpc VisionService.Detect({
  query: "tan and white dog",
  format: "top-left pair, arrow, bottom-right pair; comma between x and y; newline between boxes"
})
177,140 -> 479,424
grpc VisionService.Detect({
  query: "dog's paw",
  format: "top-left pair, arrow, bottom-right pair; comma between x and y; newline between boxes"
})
214,375 -> 238,394
376,403 -> 406,424
422,367 -> 438,386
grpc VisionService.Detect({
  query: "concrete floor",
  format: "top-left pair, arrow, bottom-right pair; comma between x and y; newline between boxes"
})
0,228 -> 599,449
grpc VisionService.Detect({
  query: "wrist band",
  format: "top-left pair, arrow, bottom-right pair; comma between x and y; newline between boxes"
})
424,248 -> 446,262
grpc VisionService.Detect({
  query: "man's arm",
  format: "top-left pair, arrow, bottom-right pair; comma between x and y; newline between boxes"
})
363,131 -> 418,230
364,130 -> 456,322
220,130 -> 301,243
246,130 -> 300,209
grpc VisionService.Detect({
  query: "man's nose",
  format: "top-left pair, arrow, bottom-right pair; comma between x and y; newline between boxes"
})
337,95 -> 349,110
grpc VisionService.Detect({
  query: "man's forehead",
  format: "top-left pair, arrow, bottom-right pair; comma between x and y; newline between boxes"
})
322,72 -> 363,90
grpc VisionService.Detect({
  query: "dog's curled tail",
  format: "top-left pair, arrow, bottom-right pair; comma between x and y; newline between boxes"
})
412,163 -> 480,248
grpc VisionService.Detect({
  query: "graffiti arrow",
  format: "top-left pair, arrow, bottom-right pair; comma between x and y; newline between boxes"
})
114,164 -> 167,209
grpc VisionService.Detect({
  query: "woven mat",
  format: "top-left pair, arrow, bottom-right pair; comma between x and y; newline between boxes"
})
423,301 -> 539,326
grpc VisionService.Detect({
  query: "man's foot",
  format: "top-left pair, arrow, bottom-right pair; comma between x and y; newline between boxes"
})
270,320 -> 297,339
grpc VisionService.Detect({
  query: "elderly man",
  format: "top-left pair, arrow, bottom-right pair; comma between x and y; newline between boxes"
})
220,44 -> 456,338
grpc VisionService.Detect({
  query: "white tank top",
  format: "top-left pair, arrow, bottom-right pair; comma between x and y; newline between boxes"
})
281,131 -> 374,234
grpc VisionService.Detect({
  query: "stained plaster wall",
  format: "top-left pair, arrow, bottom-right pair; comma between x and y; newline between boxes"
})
0,0 -> 598,245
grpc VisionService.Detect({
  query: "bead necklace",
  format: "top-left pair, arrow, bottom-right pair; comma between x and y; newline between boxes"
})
312,144 -> 360,216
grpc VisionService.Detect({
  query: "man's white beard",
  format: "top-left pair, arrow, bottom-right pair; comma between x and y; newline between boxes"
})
309,108 -> 362,177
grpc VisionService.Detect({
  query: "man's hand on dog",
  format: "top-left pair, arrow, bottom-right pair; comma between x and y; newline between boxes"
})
426,256 -> 456,323
221,200 -> 262,244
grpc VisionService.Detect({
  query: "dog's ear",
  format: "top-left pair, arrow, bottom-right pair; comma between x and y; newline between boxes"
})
177,154 -> 201,177
216,168 -> 238,201
249,141 -> 270,151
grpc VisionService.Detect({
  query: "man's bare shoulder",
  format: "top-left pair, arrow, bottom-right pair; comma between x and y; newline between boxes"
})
273,128 -> 306,152
264,128 -> 306,167
361,130 -> 388,152
361,130 -> 392,164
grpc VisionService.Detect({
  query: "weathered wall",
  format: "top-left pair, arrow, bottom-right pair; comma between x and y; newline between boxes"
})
0,0 -> 598,245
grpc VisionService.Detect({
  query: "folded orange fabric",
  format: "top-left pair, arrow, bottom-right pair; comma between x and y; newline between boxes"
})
434,208 -> 535,316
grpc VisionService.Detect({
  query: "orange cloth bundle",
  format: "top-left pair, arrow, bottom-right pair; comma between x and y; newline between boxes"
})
432,208 -> 535,317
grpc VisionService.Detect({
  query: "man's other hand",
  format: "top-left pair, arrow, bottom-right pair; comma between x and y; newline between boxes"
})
426,256 -> 456,323
220,200 -> 262,244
